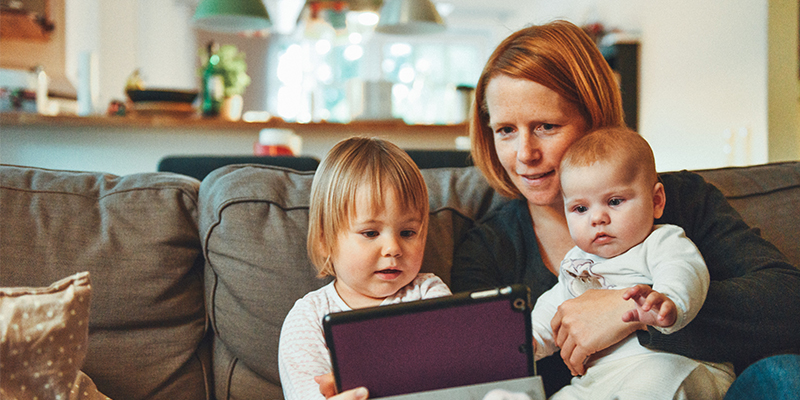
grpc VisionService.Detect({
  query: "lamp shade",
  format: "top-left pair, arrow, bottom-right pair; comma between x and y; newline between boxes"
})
375,0 -> 445,35
193,0 -> 272,33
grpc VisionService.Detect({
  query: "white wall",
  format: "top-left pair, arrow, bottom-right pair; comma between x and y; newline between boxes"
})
488,0 -> 777,172
65,0 -> 198,112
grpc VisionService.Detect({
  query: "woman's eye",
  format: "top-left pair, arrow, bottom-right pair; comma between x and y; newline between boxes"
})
608,198 -> 624,206
535,123 -> 557,134
494,126 -> 515,137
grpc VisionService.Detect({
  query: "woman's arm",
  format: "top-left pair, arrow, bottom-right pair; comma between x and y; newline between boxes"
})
451,201 -> 640,376
648,171 -> 800,369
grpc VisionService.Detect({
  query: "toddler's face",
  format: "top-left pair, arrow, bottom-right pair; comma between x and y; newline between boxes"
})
561,160 -> 663,258
331,188 -> 426,309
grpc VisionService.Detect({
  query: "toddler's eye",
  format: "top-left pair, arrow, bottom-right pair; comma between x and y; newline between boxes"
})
361,231 -> 379,238
400,230 -> 417,238
573,205 -> 588,213
608,198 -> 624,206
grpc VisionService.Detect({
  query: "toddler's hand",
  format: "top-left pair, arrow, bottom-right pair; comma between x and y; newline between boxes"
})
621,284 -> 676,328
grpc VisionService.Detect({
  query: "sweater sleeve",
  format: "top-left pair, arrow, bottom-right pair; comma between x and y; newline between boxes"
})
640,171 -> 800,370
278,299 -> 331,400
643,225 -> 709,335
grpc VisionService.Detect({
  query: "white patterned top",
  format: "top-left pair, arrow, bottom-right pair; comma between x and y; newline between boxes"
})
278,273 -> 451,400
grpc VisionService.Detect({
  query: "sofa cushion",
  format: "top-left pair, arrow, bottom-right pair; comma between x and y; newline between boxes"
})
695,161 -> 800,266
0,165 -> 210,400
0,271 -> 110,400
198,164 -> 505,399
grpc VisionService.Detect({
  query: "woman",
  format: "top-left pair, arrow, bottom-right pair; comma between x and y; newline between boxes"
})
451,19 -> 800,396
321,20 -> 800,399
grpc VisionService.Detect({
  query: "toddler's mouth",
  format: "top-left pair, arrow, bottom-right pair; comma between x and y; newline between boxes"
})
375,268 -> 402,277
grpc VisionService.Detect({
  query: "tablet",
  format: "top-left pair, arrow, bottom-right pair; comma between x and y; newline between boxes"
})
323,285 -> 535,398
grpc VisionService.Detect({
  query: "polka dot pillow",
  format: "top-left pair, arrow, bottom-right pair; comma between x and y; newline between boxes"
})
0,271 -> 110,399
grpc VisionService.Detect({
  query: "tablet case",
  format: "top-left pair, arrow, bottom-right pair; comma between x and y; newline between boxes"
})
323,285 -> 535,398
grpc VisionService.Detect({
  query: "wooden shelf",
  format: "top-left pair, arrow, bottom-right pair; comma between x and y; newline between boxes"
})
0,112 -> 468,136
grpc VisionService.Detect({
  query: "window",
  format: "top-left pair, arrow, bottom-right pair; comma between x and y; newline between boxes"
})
266,10 -> 488,125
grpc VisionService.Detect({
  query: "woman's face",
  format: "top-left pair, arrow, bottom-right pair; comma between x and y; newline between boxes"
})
485,75 -> 588,207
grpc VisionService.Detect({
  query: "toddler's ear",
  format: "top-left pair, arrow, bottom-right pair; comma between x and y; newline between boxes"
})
652,182 -> 666,219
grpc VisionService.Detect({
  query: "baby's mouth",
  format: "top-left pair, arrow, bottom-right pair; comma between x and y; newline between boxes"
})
593,233 -> 613,243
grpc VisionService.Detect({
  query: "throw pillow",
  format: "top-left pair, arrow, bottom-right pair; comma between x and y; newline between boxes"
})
0,271 -> 110,399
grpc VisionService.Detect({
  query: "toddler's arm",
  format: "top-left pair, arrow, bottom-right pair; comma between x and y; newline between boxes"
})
621,284 -> 677,328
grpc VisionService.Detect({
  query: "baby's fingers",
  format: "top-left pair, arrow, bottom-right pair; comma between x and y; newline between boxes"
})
641,291 -> 666,312
656,300 -> 677,327
621,309 -> 640,323
622,284 -> 651,301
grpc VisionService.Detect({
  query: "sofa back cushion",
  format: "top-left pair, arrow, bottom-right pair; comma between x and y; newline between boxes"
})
695,161 -> 800,267
198,164 -> 505,399
0,165 -> 210,400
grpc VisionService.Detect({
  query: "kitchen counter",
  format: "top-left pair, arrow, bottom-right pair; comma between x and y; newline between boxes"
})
1,113 -> 469,175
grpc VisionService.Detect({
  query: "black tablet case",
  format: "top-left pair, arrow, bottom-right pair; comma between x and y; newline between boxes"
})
323,285 -> 535,398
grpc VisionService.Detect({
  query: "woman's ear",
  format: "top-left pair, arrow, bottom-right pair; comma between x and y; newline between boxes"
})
652,182 -> 666,219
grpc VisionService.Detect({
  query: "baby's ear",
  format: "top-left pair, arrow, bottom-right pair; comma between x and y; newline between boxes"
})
652,182 -> 666,219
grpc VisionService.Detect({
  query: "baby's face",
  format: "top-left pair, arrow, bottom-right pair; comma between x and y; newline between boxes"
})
331,188 -> 426,309
561,160 -> 661,258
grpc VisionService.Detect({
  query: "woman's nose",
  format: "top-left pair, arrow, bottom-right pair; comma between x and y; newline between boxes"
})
516,131 -> 541,164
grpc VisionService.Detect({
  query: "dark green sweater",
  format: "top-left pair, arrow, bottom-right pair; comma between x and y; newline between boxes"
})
451,170 -> 800,393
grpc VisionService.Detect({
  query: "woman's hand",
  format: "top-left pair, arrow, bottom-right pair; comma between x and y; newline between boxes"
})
551,288 -> 645,376
315,373 -> 369,400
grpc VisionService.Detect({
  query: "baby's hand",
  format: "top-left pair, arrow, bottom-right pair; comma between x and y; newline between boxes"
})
621,284 -> 676,328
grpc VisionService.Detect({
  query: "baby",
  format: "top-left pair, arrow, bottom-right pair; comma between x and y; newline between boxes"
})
532,127 -> 735,399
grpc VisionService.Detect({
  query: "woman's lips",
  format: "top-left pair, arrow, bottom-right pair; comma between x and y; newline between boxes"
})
519,169 -> 555,183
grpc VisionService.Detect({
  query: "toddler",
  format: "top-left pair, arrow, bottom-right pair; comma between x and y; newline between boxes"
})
532,127 -> 735,399
278,137 -> 451,400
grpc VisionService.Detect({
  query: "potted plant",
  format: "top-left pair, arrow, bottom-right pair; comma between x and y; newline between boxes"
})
199,43 -> 251,120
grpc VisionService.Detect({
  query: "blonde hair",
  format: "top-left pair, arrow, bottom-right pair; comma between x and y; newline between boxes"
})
307,137 -> 429,277
470,20 -> 625,198
561,127 -> 658,187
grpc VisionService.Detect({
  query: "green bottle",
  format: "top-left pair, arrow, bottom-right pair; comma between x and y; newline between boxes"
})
201,41 -> 223,117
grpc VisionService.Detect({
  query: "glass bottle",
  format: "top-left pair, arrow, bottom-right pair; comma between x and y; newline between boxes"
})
201,41 -> 224,117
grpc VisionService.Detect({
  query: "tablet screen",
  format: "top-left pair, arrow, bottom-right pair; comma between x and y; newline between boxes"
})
323,285 -> 534,398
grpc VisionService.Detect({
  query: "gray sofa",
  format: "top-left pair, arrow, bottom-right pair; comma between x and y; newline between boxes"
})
1,161 -> 798,400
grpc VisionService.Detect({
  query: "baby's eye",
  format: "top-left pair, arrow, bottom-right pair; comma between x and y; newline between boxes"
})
573,205 -> 588,213
361,231 -> 379,238
608,198 -> 624,206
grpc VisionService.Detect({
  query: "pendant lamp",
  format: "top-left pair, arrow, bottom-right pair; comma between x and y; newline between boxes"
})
193,0 -> 272,33
375,0 -> 445,35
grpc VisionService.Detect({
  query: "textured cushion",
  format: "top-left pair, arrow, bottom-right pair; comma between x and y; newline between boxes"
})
0,165 -> 210,400
695,161 -> 800,266
0,271 -> 110,400
198,165 -> 506,399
